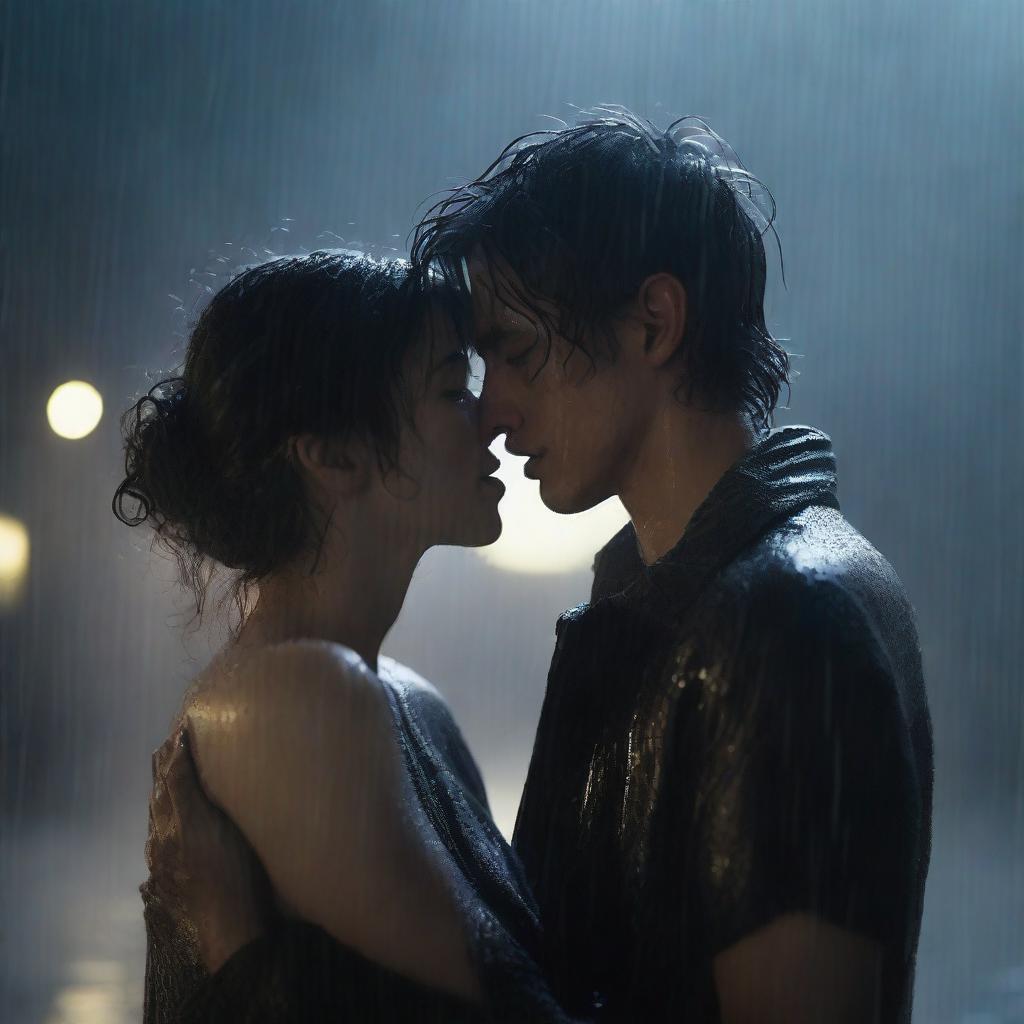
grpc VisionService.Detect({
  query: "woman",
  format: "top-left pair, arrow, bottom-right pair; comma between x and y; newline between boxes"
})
114,250 -> 574,1022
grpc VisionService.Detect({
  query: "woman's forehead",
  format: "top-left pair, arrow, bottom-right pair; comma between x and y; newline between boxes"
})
410,302 -> 467,374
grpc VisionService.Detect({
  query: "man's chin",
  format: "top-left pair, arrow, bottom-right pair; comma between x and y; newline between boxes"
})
537,480 -> 599,516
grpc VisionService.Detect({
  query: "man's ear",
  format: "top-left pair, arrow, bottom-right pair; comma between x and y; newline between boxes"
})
636,273 -> 687,368
289,433 -> 372,498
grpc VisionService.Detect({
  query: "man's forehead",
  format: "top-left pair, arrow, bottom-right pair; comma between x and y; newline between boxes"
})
466,248 -> 523,302
471,304 -> 540,360
464,255 -> 543,333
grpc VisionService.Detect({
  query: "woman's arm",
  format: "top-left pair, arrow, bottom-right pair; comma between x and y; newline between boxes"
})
182,639 -> 481,1002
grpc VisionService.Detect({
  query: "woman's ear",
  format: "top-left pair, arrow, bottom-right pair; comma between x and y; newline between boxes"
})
636,273 -> 687,368
289,433 -> 371,498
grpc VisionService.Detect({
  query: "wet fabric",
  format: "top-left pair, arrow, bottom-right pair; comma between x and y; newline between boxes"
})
141,662 -> 576,1023
512,424 -> 934,1022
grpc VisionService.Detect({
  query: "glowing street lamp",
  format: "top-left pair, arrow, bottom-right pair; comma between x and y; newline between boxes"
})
47,380 -> 103,440
0,514 -> 29,607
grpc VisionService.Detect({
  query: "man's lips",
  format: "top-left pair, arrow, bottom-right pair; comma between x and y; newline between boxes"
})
523,453 -> 544,479
504,443 -> 545,479
505,442 -> 543,459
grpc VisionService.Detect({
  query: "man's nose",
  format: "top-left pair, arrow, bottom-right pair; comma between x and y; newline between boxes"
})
476,377 -> 524,446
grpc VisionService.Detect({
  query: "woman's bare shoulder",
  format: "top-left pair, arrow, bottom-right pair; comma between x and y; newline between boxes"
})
179,639 -> 390,771
187,639 -> 379,713
179,640 -> 402,851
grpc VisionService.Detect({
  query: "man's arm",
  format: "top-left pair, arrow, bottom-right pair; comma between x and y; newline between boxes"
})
712,913 -> 883,1024
149,726 -> 271,973
677,573 -> 922,1023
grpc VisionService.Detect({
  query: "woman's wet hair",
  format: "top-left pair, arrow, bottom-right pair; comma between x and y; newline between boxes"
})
412,106 -> 790,431
112,249 -> 465,631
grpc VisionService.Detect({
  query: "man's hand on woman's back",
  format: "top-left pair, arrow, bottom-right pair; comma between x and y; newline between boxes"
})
149,726 -> 272,972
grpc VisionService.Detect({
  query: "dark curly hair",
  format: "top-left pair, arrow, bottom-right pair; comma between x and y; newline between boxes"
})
411,105 -> 790,430
112,249 -> 464,633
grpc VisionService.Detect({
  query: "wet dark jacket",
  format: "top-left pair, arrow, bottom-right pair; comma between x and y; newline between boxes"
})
512,425 -> 934,1022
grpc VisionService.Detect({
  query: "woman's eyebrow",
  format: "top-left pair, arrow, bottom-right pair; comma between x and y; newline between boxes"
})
431,349 -> 470,372
473,328 -> 507,354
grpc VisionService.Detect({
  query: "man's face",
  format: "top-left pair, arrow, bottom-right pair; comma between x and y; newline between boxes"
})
469,253 -> 651,515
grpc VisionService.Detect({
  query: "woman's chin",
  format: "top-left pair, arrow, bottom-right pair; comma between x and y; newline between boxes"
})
466,508 -> 503,549
475,511 -> 503,548
432,508 -> 503,551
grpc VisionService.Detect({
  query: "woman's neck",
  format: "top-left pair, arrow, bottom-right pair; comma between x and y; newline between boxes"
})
230,531 -> 425,675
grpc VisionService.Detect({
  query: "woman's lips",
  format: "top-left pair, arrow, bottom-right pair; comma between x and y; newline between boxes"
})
523,454 -> 543,479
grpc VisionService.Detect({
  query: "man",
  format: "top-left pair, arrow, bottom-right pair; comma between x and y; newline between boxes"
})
153,108 -> 932,1022
409,107 -> 932,1023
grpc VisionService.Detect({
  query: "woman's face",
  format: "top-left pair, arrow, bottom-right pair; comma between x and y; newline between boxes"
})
386,306 -> 505,550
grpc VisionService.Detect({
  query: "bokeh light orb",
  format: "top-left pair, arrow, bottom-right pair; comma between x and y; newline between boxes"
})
476,441 -> 630,575
46,380 -> 104,439
0,514 -> 30,606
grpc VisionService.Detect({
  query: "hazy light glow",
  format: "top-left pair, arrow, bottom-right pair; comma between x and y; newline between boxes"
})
44,959 -> 130,1024
47,380 -> 104,439
0,514 -> 30,607
476,441 -> 630,575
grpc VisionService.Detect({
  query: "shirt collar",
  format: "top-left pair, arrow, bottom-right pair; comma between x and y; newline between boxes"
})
590,425 -> 841,624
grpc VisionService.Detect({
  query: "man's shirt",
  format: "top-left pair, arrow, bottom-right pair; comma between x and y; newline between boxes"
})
512,425 -> 934,1023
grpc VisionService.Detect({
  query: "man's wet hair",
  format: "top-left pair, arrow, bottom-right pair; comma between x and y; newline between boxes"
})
411,106 -> 791,430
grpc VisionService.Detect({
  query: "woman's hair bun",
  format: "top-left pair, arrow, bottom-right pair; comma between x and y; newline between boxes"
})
112,375 -> 222,552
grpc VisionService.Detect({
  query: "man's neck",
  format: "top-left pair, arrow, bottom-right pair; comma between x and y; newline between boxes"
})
619,404 -> 758,566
